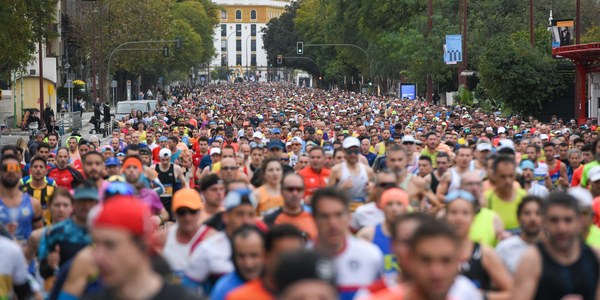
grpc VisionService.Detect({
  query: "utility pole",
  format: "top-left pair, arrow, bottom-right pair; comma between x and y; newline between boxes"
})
426,0 -> 433,102
530,0 -> 535,47
38,41 -> 45,124
575,0 -> 581,44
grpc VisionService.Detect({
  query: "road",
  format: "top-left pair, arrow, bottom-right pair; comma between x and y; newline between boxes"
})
0,111 -> 112,148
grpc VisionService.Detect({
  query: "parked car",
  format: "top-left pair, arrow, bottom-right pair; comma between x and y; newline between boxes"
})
115,100 -> 155,120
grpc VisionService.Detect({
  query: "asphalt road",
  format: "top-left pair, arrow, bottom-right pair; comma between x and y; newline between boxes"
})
0,111 -> 112,147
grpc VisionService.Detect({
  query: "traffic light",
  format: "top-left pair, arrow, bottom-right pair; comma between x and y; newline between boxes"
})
277,55 -> 282,64
175,37 -> 182,51
297,42 -> 304,55
163,46 -> 169,57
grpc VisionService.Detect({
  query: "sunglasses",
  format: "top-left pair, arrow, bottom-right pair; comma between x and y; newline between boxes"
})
1,162 -> 21,173
445,190 -> 476,203
284,186 -> 304,193
402,141 -> 415,145
221,166 -> 238,171
345,148 -> 360,155
176,208 -> 200,216
377,182 -> 397,189
280,157 -> 290,161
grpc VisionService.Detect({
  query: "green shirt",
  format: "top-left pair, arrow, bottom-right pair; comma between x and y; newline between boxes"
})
580,160 -> 600,187
586,225 -> 600,248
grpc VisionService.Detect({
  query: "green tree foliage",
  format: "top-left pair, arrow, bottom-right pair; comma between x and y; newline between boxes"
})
0,0 -> 56,78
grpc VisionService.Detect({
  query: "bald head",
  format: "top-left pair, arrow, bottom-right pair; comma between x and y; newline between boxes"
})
460,171 -> 483,200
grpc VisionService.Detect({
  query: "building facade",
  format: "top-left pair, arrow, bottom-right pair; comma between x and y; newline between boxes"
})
208,0 -> 290,82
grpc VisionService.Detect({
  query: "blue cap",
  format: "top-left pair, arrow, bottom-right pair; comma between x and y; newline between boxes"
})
271,128 -> 282,134
521,160 -> 535,171
105,157 -> 121,167
267,140 -> 284,150
73,186 -> 99,201
116,152 -> 125,157
158,136 -> 168,142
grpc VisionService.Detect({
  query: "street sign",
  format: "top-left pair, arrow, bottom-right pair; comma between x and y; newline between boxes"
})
65,80 -> 74,88
111,80 -> 117,88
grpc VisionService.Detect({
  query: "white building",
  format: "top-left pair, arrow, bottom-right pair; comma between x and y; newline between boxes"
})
207,0 -> 290,82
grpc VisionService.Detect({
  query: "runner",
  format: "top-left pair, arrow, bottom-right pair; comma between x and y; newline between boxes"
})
513,192 -> 600,300
21,156 -> 56,224
297,146 -> 330,201
48,148 -> 85,190
155,148 -> 188,220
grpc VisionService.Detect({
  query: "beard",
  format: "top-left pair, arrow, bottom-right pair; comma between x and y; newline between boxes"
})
1,176 -> 20,188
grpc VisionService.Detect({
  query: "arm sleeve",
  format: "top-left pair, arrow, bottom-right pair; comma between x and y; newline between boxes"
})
152,177 -> 165,195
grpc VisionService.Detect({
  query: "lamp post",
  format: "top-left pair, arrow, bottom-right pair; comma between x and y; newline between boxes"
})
225,30 -> 241,68
245,34 -> 252,80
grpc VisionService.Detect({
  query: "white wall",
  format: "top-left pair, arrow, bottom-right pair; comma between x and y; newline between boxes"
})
211,23 -> 268,69
590,73 -> 600,118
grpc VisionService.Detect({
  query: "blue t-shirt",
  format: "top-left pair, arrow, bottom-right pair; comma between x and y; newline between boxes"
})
210,272 -> 245,300
38,218 -> 91,267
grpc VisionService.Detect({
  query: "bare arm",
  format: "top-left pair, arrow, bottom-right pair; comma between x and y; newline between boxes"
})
435,172 -> 450,200
481,245 -> 513,300
356,226 -> 375,242
31,199 -> 43,230
327,165 -> 340,187
61,247 -> 97,298
511,246 -> 541,300
174,165 -> 190,189
25,228 -> 43,263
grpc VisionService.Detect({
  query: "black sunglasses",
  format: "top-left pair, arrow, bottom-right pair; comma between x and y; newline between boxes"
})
284,186 -> 304,193
377,182 -> 397,189
176,208 -> 200,216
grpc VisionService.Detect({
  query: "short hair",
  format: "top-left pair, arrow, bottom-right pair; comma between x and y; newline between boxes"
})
81,151 -> 104,163
582,144 -> 592,152
542,192 -> 580,216
308,146 -> 324,155
46,132 -> 59,139
310,187 -> 350,216
37,142 -> 51,151
573,138 -> 586,145
390,212 -> 431,240
49,187 -> 74,205
386,144 -> 406,155
418,155 -> 432,164
517,195 -> 543,217
230,225 -> 265,256
424,131 -> 438,139
1,145 -> 17,156
408,218 -> 459,251
126,144 -> 140,152
222,145 -> 235,154
527,144 -> 541,153
0,154 -> 19,165
199,136 -> 209,143
567,148 -> 581,158
265,224 -> 306,252
29,155 -> 47,167
492,154 -> 515,172
542,142 -> 555,149
436,151 -> 450,160
168,136 -> 178,143
281,172 -> 304,188
559,142 -> 569,148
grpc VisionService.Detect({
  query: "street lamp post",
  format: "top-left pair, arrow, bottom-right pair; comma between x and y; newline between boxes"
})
225,30 -> 241,69
245,34 -> 252,80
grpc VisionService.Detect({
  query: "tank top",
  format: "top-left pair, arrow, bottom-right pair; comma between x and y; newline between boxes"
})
534,242 -> 599,300
0,193 -> 34,245
448,168 -> 463,193
469,208 -> 497,247
372,224 -> 397,274
486,188 -> 526,232
548,161 -> 561,187
255,186 -> 284,216
430,172 -> 441,193
459,243 -> 492,290
163,224 -> 211,276
155,163 -> 177,217
339,162 -> 368,202
399,173 -> 413,191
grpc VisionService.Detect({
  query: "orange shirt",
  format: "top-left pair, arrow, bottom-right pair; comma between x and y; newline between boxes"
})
571,164 -> 584,187
255,186 -> 284,216
264,208 -> 318,240
226,279 -> 274,300
298,167 -> 331,198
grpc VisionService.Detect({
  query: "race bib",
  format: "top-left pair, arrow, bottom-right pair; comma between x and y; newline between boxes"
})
163,184 -> 173,197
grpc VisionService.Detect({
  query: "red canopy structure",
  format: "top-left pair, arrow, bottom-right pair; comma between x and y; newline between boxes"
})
552,43 -> 600,122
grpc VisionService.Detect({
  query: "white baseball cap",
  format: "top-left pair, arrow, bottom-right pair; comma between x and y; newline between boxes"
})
568,186 -> 593,208
539,134 -> 549,140
401,135 -> 416,143
210,148 -> 221,155
497,127 -> 506,134
252,132 -> 263,139
588,166 -> 600,183
476,143 -> 492,152
159,148 -> 171,158
342,136 -> 360,149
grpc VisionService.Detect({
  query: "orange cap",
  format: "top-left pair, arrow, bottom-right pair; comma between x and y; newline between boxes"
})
172,188 -> 203,212
122,156 -> 143,171
379,188 -> 409,209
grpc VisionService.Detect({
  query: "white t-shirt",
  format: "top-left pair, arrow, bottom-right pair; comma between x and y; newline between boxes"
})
527,182 -> 550,198
0,236 -> 29,299
185,231 -> 233,283
351,202 -> 384,231
495,235 -> 530,274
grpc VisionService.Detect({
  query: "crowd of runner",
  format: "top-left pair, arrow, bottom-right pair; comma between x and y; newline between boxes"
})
1,82 -> 600,300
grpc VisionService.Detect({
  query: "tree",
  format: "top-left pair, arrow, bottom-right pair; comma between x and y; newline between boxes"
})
0,0 -> 56,79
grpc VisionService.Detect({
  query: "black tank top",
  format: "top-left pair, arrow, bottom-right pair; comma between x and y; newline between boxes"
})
155,164 -> 176,218
534,241 -> 599,300
459,243 -> 492,290
430,172 -> 440,193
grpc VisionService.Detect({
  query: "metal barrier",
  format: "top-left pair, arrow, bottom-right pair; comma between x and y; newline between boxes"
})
56,112 -> 83,134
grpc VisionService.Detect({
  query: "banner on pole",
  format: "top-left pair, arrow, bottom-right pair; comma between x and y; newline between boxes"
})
444,34 -> 462,64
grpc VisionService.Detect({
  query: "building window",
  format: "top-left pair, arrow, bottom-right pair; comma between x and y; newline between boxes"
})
236,54 -> 242,66
251,55 -> 257,66
250,10 -> 257,20
236,24 -> 241,36
251,39 -> 256,51
235,10 -> 241,20
251,24 -> 256,36
221,24 -> 226,37
221,40 -> 227,52
236,40 -> 241,52
221,54 -> 227,66
221,10 -> 227,20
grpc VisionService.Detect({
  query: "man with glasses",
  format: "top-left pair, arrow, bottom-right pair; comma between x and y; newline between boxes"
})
160,188 -> 215,277
264,173 -> 317,240
0,154 -> 43,247
220,157 -> 249,185
155,148 -> 189,220
401,135 -> 419,174
351,171 -> 397,232
328,137 -> 375,211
